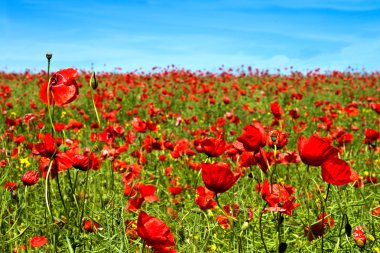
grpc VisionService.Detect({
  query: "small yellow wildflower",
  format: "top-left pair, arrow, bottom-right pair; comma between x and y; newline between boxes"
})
61,111 -> 66,119
20,157 -> 31,167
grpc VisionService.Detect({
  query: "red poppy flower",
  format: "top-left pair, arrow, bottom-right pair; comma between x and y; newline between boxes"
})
223,203 -> 240,218
194,137 -> 226,157
236,122 -> 266,152
195,186 -> 217,210
238,151 -> 256,168
270,101 -> 284,119
267,130 -> 288,150
364,128 -> 380,146
216,215 -> 231,229
39,68 -> 79,106
72,153 -> 102,171
33,133 -> 73,179
83,219 -> 101,233
321,157 -> 358,186
304,213 -> 334,241
137,183 -> 160,202
289,108 -> 300,120
131,117 -> 147,133
201,162 -> 240,194
137,211 -> 176,252
167,186 -> 182,195
4,182 -> 17,191
371,206 -> 380,216
127,195 -> 145,212
21,171 -> 40,186
298,135 -> 338,167
254,148 -> 270,174
258,179 -> 299,216
30,236 -> 48,248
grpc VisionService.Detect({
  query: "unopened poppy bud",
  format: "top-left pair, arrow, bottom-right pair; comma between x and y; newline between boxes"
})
46,53 -> 52,60
90,72 -> 98,90
22,171 -> 40,186
278,242 -> 288,253
345,222 -> 352,237
241,221 -> 249,230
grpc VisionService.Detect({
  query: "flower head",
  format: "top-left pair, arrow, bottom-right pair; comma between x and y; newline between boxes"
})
137,211 -> 176,252
30,236 -> 48,248
298,135 -> 338,167
39,68 -> 79,106
22,171 -> 40,186
236,122 -> 266,152
321,157 -> 359,186
257,179 -> 299,216
201,162 -> 240,194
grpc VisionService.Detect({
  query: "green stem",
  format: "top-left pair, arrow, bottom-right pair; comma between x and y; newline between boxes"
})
56,171 -> 68,216
45,160 -> 55,223
277,212 -> 283,248
79,170 -> 90,229
259,202 -> 269,253
321,183 -> 331,253
46,79 -> 56,136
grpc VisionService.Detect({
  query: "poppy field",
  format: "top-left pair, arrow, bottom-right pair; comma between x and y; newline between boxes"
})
1,61 -> 380,252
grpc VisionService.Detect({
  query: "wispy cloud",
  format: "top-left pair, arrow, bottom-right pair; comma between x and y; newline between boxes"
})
2,0 -> 380,72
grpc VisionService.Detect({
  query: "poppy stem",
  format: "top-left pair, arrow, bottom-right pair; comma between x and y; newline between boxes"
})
321,183 -> 330,253
45,159 -> 55,223
277,212 -> 283,247
215,193 -> 222,210
56,171 -> 68,217
91,89 -> 101,128
80,169 -> 90,231
259,202 -> 269,253
45,53 -> 56,136
89,72 -> 101,127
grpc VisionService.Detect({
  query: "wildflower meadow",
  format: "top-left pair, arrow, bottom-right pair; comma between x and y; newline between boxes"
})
1,56 -> 380,252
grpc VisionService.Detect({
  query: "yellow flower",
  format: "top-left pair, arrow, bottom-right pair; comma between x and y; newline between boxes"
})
20,157 -> 31,167
61,111 -> 67,119
210,244 -> 217,251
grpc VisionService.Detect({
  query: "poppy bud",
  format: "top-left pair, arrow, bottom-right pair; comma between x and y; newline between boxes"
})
279,242 -> 288,253
241,221 -> 249,231
46,53 -> 52,60
22,171 -> 40,186
90,72 -> 98,90
345,222 -> 352,237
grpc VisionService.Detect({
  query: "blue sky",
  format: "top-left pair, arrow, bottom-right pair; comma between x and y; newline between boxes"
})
2,0 -> 380,73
